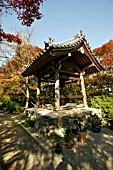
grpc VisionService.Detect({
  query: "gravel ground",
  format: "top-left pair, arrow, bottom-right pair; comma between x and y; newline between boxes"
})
0,113 -> 113,170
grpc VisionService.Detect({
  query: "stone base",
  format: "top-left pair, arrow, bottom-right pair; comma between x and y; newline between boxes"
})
24,105 -> 102,137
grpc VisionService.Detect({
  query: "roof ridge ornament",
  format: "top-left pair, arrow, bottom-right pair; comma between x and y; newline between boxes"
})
79,30 -> 83,36
74,30 -> 85,40
80,30 -> 86,39
44,37 -> 54,49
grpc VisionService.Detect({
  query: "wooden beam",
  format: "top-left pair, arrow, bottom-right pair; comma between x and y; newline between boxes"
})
40,96 -> 54,99
40,95 -> 83,99
50,42 -> 83,56
83,63 -> 95,70
60,95 -> 83,99
42,70 -> 80,81
59,52 -> 72,64
82,44 -> 101,72
50,48 -> 74,56
42,74 -> 55,81
65,80 -> 79,84
60,74 -> 80,80
59,70 -> 80,76
63,60 -> 80,71
40,79 -> 54,83
40,69 -> 55,77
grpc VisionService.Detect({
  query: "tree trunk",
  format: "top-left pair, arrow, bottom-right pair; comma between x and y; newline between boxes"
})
36,77 -> 41,107
25,77 -> 29,109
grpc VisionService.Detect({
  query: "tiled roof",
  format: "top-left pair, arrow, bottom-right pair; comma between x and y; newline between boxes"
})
53,33 -> 84,48
21,30 -> 103,77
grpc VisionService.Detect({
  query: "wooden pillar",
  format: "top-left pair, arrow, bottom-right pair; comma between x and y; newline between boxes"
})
60,79 -> 65,106
55,69 -> 60,110
80,72 -> 88,107
36,77 -> 41,107
60,87 -> 64,106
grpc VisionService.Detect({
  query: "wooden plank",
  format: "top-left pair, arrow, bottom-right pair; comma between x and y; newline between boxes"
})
60,95 -> 83,99
41,70 -> 55,77
82,63 -> 95,70
65,80 -> 79,84
63,60 -> 80,71
42,74 -> 55,81
59,70 -> 80,76
50,42 -> 83,56
40,95 -> 83,99
60,74 -> 80,80
40,96 -> 54,99
40,79 -> 54,83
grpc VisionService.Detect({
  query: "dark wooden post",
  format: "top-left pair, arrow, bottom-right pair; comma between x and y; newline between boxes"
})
60,87 -> 64,106
60,79 -> 65,106
36,77 -> 41,107
55,69 -> 60,110
80,72 -> 87,107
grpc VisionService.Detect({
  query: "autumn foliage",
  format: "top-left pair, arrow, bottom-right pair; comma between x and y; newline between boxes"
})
0,0 -> 44,43
0,28 -> 21,44
0,39 -> 42,112
85,40 -> 113,118
7,0 -> 43,26
93,40 -> 113,66
85,40 -> 113,98
0,38 -> 113,115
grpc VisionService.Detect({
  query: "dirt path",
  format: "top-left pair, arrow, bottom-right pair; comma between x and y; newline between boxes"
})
0,113 -> 54,170
0,113 -> 113,170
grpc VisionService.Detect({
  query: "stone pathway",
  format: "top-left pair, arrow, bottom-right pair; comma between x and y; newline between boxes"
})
0,113 -> 53,170
0,113 -> 113,170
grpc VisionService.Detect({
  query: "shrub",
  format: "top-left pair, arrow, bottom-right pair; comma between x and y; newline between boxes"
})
2,99 -> 24,114
88,114 -> 101,127
88,96 -> 113,118
24,116 -> 35,127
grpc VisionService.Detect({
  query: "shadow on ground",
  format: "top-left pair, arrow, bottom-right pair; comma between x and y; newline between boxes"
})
0,113 -> 113,170
0,113 -> 53,170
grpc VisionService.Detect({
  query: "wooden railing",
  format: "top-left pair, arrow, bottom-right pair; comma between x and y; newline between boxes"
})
39,95 -> 83,99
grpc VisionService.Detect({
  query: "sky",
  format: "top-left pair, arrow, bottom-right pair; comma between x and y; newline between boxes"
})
1,0 -> 113,50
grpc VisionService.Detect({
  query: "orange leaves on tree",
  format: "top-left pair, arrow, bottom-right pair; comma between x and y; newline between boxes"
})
93,40 -> 113,67
0,0 -> 44,43
0,28 -> 21,44
0,0 -> 44,26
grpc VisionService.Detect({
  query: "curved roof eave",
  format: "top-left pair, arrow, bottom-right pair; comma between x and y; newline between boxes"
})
21,30 -> 103,77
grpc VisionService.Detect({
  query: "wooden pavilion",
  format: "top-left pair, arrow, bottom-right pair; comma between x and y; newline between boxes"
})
21,30 -> 103,110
